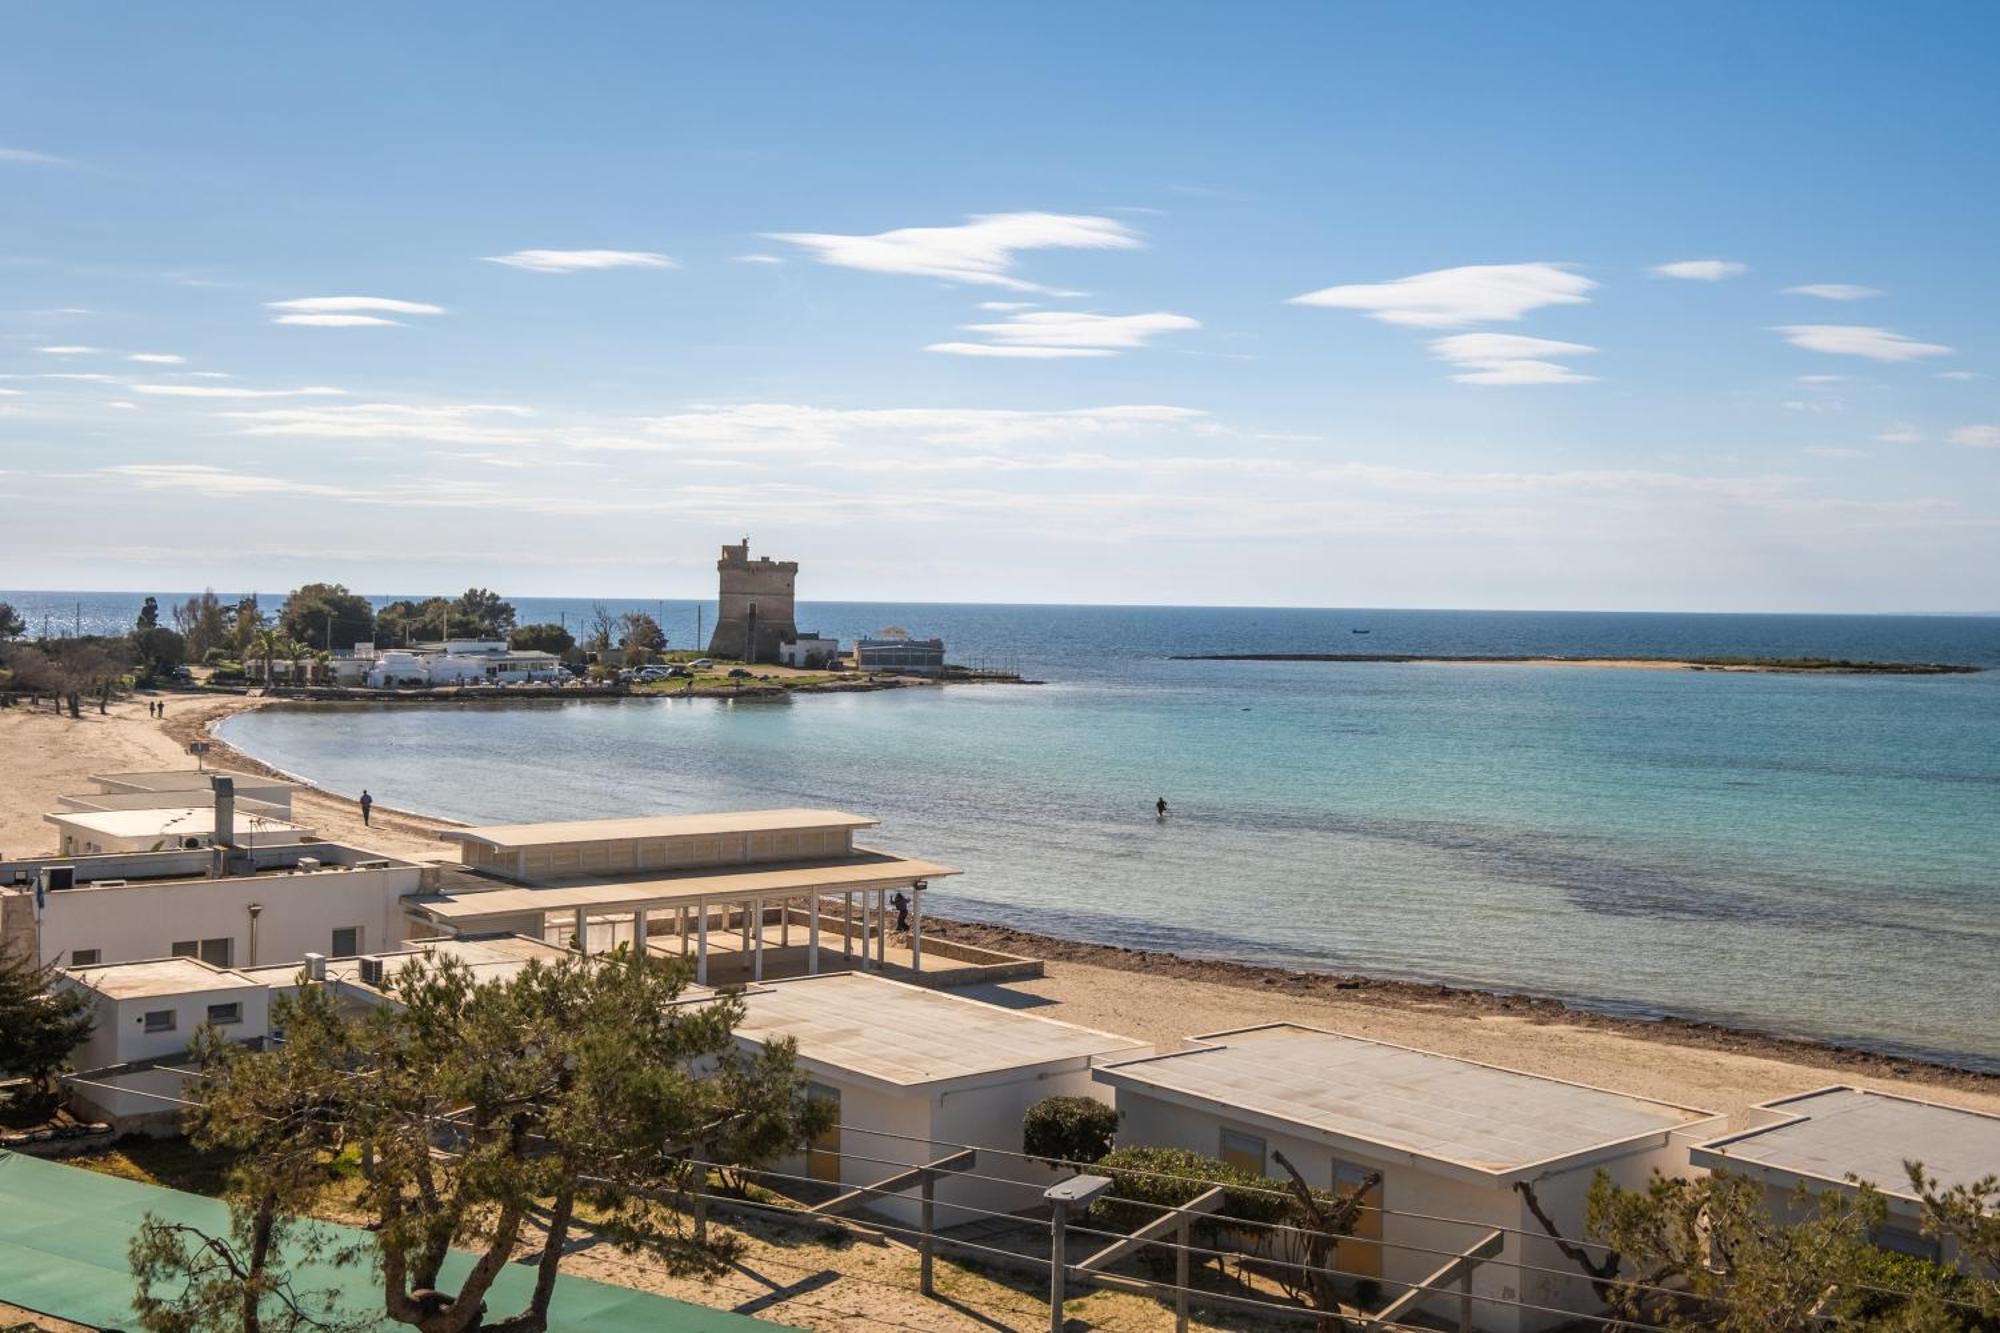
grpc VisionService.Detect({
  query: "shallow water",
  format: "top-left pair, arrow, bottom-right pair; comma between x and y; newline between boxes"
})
195,602 -> 2000,1070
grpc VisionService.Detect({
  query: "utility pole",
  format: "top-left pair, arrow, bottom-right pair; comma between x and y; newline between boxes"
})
696,603 -> 703,652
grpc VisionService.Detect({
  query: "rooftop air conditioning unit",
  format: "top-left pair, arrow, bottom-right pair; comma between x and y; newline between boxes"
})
352,859 -> 391,871
90,878 -> 127,888
295,857 -> 322,872
357,957 -> 386,988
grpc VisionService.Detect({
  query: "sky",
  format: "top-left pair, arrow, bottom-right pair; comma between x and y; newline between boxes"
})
2,3 -> 1997,611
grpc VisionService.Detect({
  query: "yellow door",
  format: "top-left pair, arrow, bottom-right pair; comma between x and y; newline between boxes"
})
1333,1161 -> 1383,1279
806,1084 -> 841,1183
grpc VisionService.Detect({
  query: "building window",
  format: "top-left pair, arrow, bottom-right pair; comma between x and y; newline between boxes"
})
70,948 -> 101,967
207,1002 -> 243,1026
330,927 -> 362,958
172,938 -> 234,968
1219,1128 -> 1267,1175
143,1009 -> 177,1034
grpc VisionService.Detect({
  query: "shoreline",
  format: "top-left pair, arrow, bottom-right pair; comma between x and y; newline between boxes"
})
1170,652 -> 1983,673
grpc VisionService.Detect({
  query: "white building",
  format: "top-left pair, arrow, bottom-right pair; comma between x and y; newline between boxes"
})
364,640 -> 564,688
239,932 -> 584,1012
1,841 -> 426,972
1694,1086 -> 2000,1268
46,806 -> 317,856
729,971 -> 1148,1228
1094,1025 -> 1723,1333
779,632 -> 842,669
61,956 -> 272,1129
83,768 -> 299,812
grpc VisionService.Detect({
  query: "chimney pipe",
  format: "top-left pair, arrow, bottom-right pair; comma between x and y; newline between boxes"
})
211,776 -> 236,876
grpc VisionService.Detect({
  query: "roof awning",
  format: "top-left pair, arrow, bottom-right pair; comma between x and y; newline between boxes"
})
405,850 -> 956,924
437,807 -> 879,851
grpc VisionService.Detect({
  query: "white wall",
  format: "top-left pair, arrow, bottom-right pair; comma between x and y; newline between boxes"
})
65,980 -> 271,1124
37,864 -> 420,970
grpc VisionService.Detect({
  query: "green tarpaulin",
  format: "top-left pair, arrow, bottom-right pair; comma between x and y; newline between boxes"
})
0,1151 -> 778,1331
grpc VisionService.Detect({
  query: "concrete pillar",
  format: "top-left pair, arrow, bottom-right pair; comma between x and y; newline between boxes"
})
573,906 -> 589,954
782,897 -> 791,949
753,897 -> 764,982
875,889 -> 886,968
911,887 -> 923,974
696,909 -> 709,985
634,908 -> 648,957
808,894 -> 820,975
678,905 -> 688,956
843,892 -> 853,960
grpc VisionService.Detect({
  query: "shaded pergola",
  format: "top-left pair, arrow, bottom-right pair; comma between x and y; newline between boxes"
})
405,851 -> 958,985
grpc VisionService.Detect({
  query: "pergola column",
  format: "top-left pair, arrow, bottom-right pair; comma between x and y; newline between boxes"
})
843,892 -> 853,961
808,894 -> 821,975
911,885 -> 923,973
572,906 -> 589,954
875,888 -> 887,968
678,905 -> 688,957
696,907 -> 709,985
633,907 -> 648,956
753,896 -> 765,982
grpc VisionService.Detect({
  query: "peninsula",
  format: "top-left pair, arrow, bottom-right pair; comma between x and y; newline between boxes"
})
1171,652 -> 1982,673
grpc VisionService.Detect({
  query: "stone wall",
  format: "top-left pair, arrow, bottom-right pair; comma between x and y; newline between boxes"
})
706,538 -> 799,662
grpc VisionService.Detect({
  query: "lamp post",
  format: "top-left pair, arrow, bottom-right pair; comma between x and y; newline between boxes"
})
1044,1173 -> 1113,1333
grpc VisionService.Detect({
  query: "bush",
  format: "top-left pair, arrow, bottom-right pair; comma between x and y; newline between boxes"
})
1089,1146 -> 1297,1237
1023,1095 -> 1120,1168
201,647 -> 231,666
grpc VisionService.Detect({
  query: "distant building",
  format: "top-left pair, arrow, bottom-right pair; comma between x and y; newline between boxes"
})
855,635 -> 945,676
779,631 -> 842,669
706,538 -> 797,663
46,806 -> 317,857
362,640 -> 563,687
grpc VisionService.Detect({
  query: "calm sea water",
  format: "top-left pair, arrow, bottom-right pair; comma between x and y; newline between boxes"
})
12,591 -> 2000,1068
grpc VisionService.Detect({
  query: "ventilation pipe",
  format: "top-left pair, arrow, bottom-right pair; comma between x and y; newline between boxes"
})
210,775 -> 237,877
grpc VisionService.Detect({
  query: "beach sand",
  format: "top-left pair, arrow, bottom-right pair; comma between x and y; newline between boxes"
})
7,691 -> 1997,1133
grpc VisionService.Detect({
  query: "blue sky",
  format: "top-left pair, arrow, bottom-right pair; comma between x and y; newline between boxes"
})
2,3 -> 1996,610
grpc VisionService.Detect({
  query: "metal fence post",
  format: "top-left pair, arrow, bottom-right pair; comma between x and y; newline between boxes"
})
1459,1263 -> 1473,1333
1049,1198 -> 1068,1333
920,1172 -> 936,1297
1175,1212 -> 1191,1333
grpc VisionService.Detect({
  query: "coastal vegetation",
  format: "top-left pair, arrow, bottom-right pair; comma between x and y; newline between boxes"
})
0,951 -> 94,1116
127,947 -> 825,1333
1021,1093 -> 1121,1168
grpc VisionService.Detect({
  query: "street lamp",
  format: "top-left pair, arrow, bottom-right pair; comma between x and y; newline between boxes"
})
1044,1173 -> 1113,1332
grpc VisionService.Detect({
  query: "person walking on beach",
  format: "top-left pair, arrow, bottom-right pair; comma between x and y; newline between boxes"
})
891,890 -> 910,933
1156,796 -> 1169,820
359,789 -> 374,827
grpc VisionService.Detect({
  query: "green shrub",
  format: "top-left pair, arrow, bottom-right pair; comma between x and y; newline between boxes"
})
1089,1146 -> 1297,1237
1023,1095 -> 1120,1168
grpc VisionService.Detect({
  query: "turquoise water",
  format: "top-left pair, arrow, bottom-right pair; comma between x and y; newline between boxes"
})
197,603 -> 2000,1070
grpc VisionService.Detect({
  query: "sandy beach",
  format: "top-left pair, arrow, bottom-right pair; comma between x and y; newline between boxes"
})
6,691 -> 1998,1132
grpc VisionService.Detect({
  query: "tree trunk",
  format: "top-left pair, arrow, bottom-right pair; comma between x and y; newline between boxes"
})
66,691 -> 80,718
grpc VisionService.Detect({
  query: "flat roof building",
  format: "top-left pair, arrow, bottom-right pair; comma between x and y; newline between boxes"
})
47,806 -> 317,857
1096,1025 -> 1723,1333
61,956 -> 272,1129
729,972 -> 1147,1227
86,768 -> 299,805
1694,1086 -> 2000,1265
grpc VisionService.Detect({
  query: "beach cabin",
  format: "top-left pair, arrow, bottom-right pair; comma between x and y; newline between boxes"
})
61,956 -> 271,1131
728,972 -> 1148,1227
46,806 -> 317,856
414,810 -> 958,986
1694,1086 -> 2000,1270
1094,1025 -> 1723,1333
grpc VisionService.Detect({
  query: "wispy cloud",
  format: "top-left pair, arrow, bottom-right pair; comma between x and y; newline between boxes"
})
0,147 -> 68,166
595,402 -> 1213,454
977,301 -> 1037,312
1795,374 -> 1846,385
1774,325 -> 1953,362
1784,283 -> 1882,301
100,464 -> 352,497
482,249 -> 677,273
732,254 -> 785,265
1936,370 -> 1983,381
1803,447 -> 1868,459
1949,425 -> 2000,449
266,296 -> 444,327
1876,424 -> 1922,444
1652,259 -> 1746,281
929,310 -> 1200,359
1429,332 -> 1597,385
223,402 -> 536,444
129,353 -> 184,364
37,345 -> 99,355
766,212 -> 1142,292
1288,262 -> 1595,328
132,384 -> 346,399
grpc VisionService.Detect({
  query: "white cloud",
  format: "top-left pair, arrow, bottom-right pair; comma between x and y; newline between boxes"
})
1288,262 -> 1595,328
1935,370 -> 1983,381
266,296 -> 446,314
100,464 -> 351,497
1784,284 -> 1882,301
0,147 -> 67,166
930,310 -> 1200,358
273,314 -> 405,328
132,384 -> 347,399
732,254 -> 785,265
1774,325 -> 1953,362
191,371 -> 232,379
1652,259 -> 1747,281
107,401 -> 139,411
977,301 -> 1037,312
766,212 -> 1142,292
0,388 -> 19,396
1795,374 -> 1847,384
224,402 -> 537,445
1429,332 -> 1597,386
598,402 -> 1213,454
1948,425 -> 2000,449
37,345 -> 99,355
482,249 -> 677,273
1803,447 -> 1868,459
129,353 -> 185,364
1876,424 -> 1922,444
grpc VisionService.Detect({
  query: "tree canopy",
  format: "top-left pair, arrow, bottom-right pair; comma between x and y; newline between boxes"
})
277,585 -> 375,654
508,623 -> 575,655
0,601 -> 25,641
0,953 -> 95,1110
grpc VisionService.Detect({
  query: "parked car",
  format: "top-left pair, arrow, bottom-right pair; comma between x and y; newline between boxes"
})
727,667 -> 753,679
687,658 -> 714,669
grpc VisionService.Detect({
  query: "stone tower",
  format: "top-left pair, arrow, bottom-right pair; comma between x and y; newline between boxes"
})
706,537 -> 798,663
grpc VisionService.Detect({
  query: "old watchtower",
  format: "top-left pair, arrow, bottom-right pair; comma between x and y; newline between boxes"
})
706,537 -> 798,663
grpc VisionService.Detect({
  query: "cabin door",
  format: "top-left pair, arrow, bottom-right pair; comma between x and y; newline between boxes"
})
806,1083 -> 842,1183
1333,1160 -> 1383,1280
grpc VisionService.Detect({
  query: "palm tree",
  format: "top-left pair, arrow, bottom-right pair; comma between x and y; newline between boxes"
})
284,638 -> 307,688
311,649 -> 332,685
252,628 -> 283,686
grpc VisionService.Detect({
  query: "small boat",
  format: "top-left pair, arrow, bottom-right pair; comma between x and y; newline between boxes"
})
1351,628 -> 1372,634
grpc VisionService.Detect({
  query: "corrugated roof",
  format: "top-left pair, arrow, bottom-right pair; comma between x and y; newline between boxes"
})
734,972 -> 1146,1087
438,808 -> 878,849
409,852 -> 956,921
1696,1087 -> 2000,1202
1096,1025 -> 1715,1175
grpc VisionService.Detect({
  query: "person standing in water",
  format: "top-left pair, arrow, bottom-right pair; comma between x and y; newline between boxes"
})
359,789 -> 374,827
1156,796 -> 1169,820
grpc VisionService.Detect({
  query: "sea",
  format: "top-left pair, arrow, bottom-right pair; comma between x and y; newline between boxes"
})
9,589 -> 2000,1070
